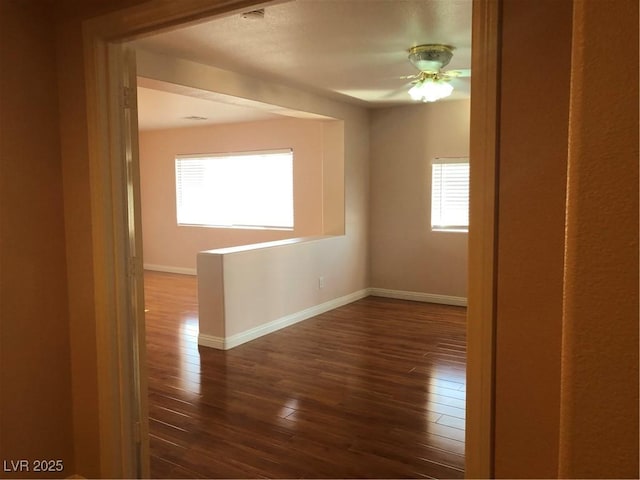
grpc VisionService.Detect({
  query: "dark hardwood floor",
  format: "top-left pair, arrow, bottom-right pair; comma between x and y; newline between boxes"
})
144,271 -> 466,479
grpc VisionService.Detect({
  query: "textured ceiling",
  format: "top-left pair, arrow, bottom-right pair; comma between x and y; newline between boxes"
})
134,0 -> 472,129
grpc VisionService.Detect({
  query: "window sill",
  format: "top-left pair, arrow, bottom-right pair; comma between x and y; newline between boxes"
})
431,228 -> 469,233
178,223 -> 294,232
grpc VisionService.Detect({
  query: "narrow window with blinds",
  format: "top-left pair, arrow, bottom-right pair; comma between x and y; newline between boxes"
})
175,149 -> 294,229
431,157 -> 470,232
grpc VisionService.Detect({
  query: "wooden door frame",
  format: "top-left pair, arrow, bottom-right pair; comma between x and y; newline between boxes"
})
82,0 -> 499,477
466,0 -> 500,476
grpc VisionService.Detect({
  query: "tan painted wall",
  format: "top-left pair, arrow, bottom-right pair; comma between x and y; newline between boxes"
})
0,1 -> 75,477
558,0 -> 639,476
493,0 -> 573,476
370,100 -> 470,298
139,118 -> 328,271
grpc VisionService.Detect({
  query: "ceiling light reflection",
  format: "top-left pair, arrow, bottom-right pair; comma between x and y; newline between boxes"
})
179,321 -> 201,394
278,397 -> 299,421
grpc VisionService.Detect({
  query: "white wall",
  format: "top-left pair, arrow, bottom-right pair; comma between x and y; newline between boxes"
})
370,100 -> 470,299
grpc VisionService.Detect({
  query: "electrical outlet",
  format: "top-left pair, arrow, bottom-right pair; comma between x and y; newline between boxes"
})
318,276 -> 325,289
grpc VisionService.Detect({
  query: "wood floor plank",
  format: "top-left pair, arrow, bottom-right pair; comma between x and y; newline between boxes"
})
437,414 -> 467,430
144,271 -> 467,478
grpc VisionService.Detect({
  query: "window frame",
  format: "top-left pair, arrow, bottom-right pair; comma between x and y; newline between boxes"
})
175,148 -> 294,230
430,156 -> 470,233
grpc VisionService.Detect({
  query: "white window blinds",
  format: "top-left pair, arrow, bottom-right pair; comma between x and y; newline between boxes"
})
175,149 -> 294,229
431,158 -> 469,232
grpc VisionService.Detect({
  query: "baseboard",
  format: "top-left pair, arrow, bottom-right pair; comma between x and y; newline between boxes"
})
369,288 -> 467,307
197,333 -> 225,350
144,264 -> 197,276
198,288 -> 370,350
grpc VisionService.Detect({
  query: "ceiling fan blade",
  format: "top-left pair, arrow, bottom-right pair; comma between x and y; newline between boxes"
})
450,77 -> 471,94
445,68 -> 471,78
379,73 -> 419,81
381,83 -> 413,99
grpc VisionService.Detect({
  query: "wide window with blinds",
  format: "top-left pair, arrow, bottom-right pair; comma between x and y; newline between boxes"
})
175,149 -> 294,229
431,157 -> 470,232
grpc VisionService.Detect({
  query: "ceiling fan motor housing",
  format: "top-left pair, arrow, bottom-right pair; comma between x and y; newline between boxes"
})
408,44 -> 455,73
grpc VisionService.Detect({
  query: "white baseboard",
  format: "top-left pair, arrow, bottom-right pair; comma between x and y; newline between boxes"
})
144,264 -> 197,276
369,288 -> 467,307
198,289 -> 370,350
197,334 -> 225,350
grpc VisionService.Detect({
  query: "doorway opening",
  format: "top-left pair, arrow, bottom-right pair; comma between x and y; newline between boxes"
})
81,2 -> 495,476
131,3 -> 472,473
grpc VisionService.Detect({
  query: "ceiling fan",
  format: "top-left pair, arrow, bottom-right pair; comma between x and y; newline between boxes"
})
405,44 -> 471,102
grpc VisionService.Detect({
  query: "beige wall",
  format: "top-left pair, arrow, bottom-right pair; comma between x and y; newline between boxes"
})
136,49 -> 370,282
198,235 -> 369,344
0,1 -> 75,477
558,0 -> 639,476
152,52 -> 373,349
139,117 -> 329,271
370,100 -> 470,298
493,0 -> 573,476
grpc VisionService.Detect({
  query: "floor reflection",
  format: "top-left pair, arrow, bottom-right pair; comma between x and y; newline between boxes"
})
424,359 -> 466,449
144,272 -> 467,479
179,317 -> 201,394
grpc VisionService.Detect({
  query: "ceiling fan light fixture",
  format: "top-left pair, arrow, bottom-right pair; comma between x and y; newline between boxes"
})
408,44 -> 455,72
408,83 -> 425,101
408,77 -> 453,102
